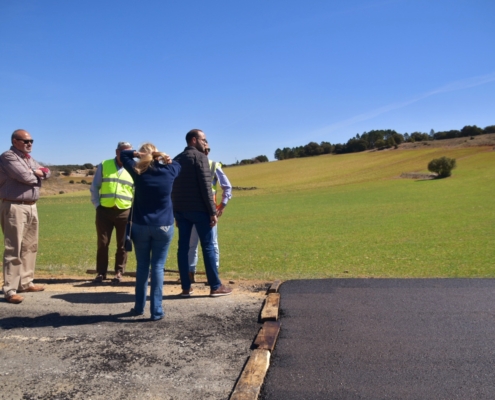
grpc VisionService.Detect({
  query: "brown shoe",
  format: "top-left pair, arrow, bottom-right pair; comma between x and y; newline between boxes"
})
111,273 -> 122,285
189,272 -> 196,283
18,284 -> 45,293
6,294 -> 24,304
210,285 -> 232,297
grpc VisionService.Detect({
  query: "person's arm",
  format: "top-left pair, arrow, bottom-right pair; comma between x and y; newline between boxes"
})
1,151 -> 39,185
31,158 -> 51,180
90,163 -> 103,209
119,150 -> 138,175
215,166 -> 232,217
196,153 -> 217,218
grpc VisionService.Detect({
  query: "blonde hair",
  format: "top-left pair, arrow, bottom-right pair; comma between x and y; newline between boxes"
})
134,142 -> 170,175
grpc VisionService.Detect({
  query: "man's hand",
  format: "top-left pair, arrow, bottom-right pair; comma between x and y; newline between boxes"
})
210,215 -> 218,227
33,169 -> 45,178
216,204 -> 226,218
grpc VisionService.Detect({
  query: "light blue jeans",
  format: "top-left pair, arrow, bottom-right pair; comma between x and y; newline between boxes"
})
131,223 -> 174,321
174,211 -> 221,291
188,224 -> 219,273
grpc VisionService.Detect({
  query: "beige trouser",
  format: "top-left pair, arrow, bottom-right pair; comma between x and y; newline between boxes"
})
1,201 -> 39,296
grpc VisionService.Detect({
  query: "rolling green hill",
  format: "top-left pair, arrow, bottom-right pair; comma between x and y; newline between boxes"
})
218,144 -> 495,279
6,143 -> 494,280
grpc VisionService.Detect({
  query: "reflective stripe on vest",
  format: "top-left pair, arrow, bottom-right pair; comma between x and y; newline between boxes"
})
100,159 -> 134,209
209,160 -> 221,205
209,160 -> 221,194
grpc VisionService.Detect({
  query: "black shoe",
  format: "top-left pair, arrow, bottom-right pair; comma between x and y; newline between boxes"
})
93,274 -> 106,283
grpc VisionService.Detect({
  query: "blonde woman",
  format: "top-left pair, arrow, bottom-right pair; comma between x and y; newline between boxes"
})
120,143 -> 181,321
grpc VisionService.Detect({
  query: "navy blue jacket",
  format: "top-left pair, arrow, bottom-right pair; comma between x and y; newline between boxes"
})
120,150 -> 181,226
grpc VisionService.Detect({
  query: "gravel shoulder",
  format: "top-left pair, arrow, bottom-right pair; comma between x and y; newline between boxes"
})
0,276 -> 269,400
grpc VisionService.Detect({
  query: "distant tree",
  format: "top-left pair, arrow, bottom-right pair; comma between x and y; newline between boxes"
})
428,157 -> 456,178
346,138 -> 368,153
254,155 -> 269,163
386,136 -> 396,148
374,139 -> 386,149
83,163 -> 94,169
333,143 -> 345,154
433,130 -> 460,140
87,170 -> 95,176
274,148 -> 283,160
320,141 -> 332,154
460,125 -> 483,137
303,142 -> 323,156
484,125 -> 495,133
282,147 -> 294,159
410,132 -> 430,142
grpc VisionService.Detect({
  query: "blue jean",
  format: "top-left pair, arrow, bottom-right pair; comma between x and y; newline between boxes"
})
188,224 -> 219,273
174,211 -> 221,291
131,223 -> 174,320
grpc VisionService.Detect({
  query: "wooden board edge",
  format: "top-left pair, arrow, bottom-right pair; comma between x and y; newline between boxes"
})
267,280 -> 282,293
260,293 -> 280,321
230,349 -> 271,400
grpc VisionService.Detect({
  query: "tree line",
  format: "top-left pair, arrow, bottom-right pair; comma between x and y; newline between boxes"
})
274,124 -> 495,160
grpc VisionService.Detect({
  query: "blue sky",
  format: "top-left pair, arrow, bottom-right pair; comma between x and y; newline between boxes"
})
1,0 -> 494,166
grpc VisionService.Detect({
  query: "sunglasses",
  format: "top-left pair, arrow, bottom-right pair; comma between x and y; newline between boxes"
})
15,138 -> 34,144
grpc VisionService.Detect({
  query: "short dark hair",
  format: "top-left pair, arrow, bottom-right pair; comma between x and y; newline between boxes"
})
186,129 -> 202,144
11,129 -> 26,144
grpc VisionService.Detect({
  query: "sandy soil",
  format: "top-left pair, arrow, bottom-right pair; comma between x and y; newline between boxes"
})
0,277 -> 270,400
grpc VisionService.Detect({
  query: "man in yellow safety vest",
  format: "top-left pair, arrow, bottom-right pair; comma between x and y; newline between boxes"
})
90,141 -> 134,284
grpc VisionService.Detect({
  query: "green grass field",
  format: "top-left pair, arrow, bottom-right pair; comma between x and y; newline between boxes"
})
3,145 -> 494,279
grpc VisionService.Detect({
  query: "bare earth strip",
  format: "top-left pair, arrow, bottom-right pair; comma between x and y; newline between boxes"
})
0,277 -> 269,400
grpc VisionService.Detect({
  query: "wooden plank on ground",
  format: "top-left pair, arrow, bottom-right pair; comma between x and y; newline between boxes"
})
261,293 -> 280,321
253,321 -> 281,351
230,349 -> 270,400
267,280 -> 281,293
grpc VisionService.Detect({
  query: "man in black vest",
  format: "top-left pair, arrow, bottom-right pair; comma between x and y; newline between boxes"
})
172,129 -> 232,298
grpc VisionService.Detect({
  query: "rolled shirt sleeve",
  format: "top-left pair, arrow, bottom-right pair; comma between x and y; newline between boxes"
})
215,166 -> 232,206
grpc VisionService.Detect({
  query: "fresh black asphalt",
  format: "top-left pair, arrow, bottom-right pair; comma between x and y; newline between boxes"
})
261,279 -> 495,400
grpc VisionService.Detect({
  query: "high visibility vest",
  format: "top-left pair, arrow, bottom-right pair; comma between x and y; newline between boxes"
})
100,159 -> 134,209
209,160 -> 221,203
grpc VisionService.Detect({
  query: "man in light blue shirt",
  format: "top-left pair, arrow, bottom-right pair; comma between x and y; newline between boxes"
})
188,144 -> 232,282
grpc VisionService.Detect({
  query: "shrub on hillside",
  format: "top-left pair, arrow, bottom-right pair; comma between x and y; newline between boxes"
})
428,157 -> 456,178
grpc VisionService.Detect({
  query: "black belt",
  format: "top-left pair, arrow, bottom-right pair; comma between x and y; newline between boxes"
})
2,199 -> 37,205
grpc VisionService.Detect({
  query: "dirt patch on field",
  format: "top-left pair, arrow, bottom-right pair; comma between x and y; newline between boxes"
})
0,277 -> 270,400
40,174 -> 92,196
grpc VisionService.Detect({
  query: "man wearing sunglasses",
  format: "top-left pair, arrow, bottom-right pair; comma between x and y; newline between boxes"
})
0,129 -> 51,304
